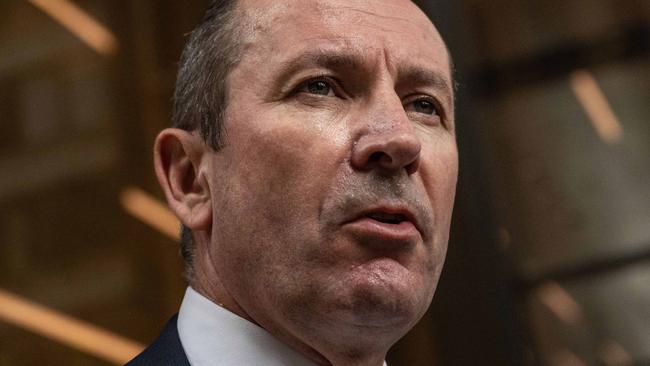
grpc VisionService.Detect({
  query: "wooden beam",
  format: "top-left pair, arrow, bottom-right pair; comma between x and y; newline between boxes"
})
0,288 -> 144,364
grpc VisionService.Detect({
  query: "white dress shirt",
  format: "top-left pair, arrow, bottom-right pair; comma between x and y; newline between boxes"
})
177,287 -> 388,366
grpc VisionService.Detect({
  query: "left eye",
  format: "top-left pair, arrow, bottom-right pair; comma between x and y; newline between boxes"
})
298,79 -> 335,96
410,99 -> 438,115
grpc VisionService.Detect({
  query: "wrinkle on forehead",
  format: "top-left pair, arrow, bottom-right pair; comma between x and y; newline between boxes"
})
241,0 -> 440,39
235,0 -> 452,88
329,4 -> 438,40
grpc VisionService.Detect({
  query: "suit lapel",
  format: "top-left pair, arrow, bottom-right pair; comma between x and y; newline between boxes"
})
124,315 -> 191,366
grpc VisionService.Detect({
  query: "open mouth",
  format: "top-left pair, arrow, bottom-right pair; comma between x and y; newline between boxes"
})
345,207 -> 420,243
365,212 -> 408,225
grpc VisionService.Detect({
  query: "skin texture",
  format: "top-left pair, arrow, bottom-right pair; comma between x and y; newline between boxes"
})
154,0 -> 458,365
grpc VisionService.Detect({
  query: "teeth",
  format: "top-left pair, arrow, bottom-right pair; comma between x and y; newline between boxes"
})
367,212 -> 405,224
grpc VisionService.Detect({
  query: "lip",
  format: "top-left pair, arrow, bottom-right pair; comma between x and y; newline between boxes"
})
343,205 -> 422,243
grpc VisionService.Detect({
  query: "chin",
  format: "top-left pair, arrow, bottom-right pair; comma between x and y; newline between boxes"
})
336,259 -> 433,329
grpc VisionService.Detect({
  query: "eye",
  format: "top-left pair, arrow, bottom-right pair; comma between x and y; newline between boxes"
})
409,99 -> 438,116
403,95 -> 445,126
297,78 -> 336,97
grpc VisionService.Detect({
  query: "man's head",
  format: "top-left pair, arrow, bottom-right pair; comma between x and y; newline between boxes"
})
155,0 -> 458,364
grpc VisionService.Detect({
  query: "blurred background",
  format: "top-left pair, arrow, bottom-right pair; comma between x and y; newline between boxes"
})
0,0 -> 648,365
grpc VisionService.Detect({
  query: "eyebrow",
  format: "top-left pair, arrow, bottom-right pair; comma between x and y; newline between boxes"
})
274,49 -> 367,82
399,67 -> 451,92
273,47 -> 453,99
397,66 -> 454,104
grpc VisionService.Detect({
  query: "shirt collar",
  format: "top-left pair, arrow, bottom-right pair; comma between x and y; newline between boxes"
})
178,287 -> 318,366
177,286 -> 387,366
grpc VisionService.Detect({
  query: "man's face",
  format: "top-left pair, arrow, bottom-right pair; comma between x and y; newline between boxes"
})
206,0 -> 457,348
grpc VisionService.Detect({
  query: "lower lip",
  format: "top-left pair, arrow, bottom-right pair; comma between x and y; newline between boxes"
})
345,217 -> 419,243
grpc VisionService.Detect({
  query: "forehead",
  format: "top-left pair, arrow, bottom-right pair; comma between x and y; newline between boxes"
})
236,0 -> 450,79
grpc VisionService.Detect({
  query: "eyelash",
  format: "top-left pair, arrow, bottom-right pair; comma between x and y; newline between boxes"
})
293,77 -> 444,121
294,75 -> 343,97
404,95 -> 442,115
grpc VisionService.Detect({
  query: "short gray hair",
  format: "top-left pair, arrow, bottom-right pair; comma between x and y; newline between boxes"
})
171,0 -> 242,279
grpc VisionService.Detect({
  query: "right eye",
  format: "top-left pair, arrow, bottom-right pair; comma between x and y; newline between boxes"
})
297,78 -> 336,97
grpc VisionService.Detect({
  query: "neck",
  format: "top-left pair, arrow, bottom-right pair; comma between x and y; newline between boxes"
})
189,236 -> 392,366
191,266 -> 392,366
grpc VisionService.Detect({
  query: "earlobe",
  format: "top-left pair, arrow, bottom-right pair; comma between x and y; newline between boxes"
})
154,128 -> 212,231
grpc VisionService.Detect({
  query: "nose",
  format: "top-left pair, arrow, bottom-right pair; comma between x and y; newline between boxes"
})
350,102 -> 421,175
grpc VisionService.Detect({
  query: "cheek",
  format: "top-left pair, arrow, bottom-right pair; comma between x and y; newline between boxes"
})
216,113 -> 346,246
247,128 -> 329,211
210,113 -> 351,303
420,139 -> 459,223
232,108 -> 348,203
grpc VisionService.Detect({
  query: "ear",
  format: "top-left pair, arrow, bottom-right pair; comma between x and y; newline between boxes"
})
153,128 -> 212,232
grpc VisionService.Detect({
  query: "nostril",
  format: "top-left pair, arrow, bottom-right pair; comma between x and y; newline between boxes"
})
368,152 -> 385,164
405,156 -> 420,175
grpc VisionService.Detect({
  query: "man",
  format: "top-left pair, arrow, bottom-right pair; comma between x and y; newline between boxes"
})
127,0 -> 457,364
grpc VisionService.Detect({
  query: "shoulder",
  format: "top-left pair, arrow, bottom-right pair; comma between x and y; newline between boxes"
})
124,315 -> 191,366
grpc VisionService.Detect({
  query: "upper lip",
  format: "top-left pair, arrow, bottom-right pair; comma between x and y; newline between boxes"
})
347,204 -> 422,235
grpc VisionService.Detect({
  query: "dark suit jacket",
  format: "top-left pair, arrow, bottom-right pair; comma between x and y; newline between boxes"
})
125,315 -> 191,366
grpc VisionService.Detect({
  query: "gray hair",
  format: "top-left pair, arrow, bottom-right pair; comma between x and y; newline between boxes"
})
172,0 -> 242,279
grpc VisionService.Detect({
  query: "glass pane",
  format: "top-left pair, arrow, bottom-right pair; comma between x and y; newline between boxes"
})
476,59 -> 650,277
528,262 -> 650,365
